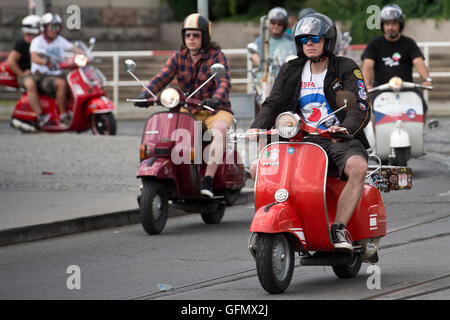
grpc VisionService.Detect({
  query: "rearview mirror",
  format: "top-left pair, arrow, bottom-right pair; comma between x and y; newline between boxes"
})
210,63 -> 226,79
336,90 -> 357,110
124,59 -> 136,73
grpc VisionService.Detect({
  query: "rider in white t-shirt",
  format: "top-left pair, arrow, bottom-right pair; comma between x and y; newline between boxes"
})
30,13 -> 76,125
298,59 -> 340,130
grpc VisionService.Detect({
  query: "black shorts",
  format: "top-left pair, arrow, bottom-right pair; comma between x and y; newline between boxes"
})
33,72 -> 65,97
304,136 -> 368,181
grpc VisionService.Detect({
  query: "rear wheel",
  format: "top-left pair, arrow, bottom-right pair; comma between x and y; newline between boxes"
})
201,202 -> 225,224
89,113 -> 116,135
255,233 -> 294,294
332,254 -> 362,279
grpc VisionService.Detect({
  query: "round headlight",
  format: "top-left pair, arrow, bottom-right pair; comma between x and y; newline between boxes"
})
275,112 -> 301,138
160,88 -> 180,108
388,76 -> 403,91
74,54 -> 88,67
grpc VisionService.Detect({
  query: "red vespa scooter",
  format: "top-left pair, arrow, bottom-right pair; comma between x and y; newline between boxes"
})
125,59 -> 246,235
241,91 -> 412,294
0,38 -> 116,134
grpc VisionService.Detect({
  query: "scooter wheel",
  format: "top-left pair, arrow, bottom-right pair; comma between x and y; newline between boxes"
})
140,179 -> 168,235
89,113 -> 117,135
255,233 -> 294,294
332,254 -> 362,279
201,202 -> 225,224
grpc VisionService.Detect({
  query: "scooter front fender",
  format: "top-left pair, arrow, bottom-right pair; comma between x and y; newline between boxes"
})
390,121 -> 411,148
250,202 -> 306,246
85,96 -> 115,116
137,158 -> 176,180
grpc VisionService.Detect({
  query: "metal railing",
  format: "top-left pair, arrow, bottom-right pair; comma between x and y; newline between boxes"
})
92,48 -> 251,107
93,42 -> 450,106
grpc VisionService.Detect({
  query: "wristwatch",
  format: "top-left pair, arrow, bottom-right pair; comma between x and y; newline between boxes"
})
425,77 -> 432,82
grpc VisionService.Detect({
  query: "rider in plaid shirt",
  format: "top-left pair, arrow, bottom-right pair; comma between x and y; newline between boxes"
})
135,13 -> 235,198
144,48 -> 232,114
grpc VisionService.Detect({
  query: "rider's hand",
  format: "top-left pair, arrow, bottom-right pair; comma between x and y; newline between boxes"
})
201,98 -> 220,109
134,91 -> 150,108
328,126 -> 349,143
246,128 -> 260,141
46,59 -> 60,71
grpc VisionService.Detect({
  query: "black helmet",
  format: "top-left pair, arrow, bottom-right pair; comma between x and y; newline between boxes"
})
297,8 -> 316,21
294,13 -> 337,59
380,4 -> 405,32
182,13 -> 212,49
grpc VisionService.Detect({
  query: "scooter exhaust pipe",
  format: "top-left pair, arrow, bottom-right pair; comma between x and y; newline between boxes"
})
11,118 -> 37,133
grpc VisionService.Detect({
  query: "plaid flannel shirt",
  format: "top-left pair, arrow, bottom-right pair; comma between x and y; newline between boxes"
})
145,48 -> 232,114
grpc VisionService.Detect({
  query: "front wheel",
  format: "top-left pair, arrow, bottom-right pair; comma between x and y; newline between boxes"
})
393,147 -> 410,166
255,233 -> 294,294
140,179 -> 168,235
89,113 -> 116,135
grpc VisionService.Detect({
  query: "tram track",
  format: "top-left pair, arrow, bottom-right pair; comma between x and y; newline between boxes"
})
127,214 -> 449,300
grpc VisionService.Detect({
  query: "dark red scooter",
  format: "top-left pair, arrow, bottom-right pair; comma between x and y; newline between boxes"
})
236,91 -> 413,293
125,59 -> 246,235
0,38 -> 116,134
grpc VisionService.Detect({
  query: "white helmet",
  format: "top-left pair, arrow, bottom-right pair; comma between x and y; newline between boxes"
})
22,15 -> 41,35
40,12 -> 62,34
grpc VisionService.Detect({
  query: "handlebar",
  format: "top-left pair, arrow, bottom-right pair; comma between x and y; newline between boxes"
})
369,81 -> 433,93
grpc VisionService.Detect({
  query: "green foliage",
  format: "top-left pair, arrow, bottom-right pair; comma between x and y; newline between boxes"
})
165,0 -> 449,43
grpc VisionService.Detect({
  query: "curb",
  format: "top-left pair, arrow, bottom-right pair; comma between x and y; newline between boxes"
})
0,189 -> 254,247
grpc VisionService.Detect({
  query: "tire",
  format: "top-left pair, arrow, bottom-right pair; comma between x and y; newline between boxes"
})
393,147 -> 409,166
332,254 -> 362,279
255,233 -> 294,294
140,179 -> 168,235
224,188 -> 241,206
201,202 -> 225,224
89,113 -> 117,135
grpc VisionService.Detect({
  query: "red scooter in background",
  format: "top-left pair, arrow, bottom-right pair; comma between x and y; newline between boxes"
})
125,59 -> 246,235
0,38 -> 116,134
238,91 -> 412,294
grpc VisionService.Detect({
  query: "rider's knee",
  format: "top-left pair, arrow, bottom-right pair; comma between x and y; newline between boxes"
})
346,156 -> 368,180
23,78 -> 37,92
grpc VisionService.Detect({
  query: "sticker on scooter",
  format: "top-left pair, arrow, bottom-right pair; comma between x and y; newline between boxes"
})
288,147 -> 295,154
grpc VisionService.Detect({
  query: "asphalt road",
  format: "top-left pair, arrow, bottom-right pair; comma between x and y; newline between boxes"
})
0,161 -> 448,300
0,118 -> 448,301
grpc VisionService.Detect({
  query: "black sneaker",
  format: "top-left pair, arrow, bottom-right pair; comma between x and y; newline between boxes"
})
200,176 -> 214,198
37,113 -> 51,128
331,224 -> 353,252
60,113 -> 72,126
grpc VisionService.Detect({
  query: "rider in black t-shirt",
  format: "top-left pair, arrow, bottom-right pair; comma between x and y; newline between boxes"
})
7,15 -> 50,127
361,4 -> 432,114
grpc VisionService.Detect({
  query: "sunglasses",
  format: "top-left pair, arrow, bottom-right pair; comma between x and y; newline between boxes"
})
270,20 -> 285,26
300,36 -> 322,44
184,32 -> 201,39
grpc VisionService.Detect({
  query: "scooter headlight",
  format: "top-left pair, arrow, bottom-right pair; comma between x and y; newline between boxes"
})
74,54 -> 88,67
160,88 -> 180,109
388,76 -> 403,91
275,112 -> 301,139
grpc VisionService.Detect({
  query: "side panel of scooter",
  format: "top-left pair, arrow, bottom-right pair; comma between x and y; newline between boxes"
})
326,178 -> 386,240
254,142 -> 333,251
374,91 -> 424,159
